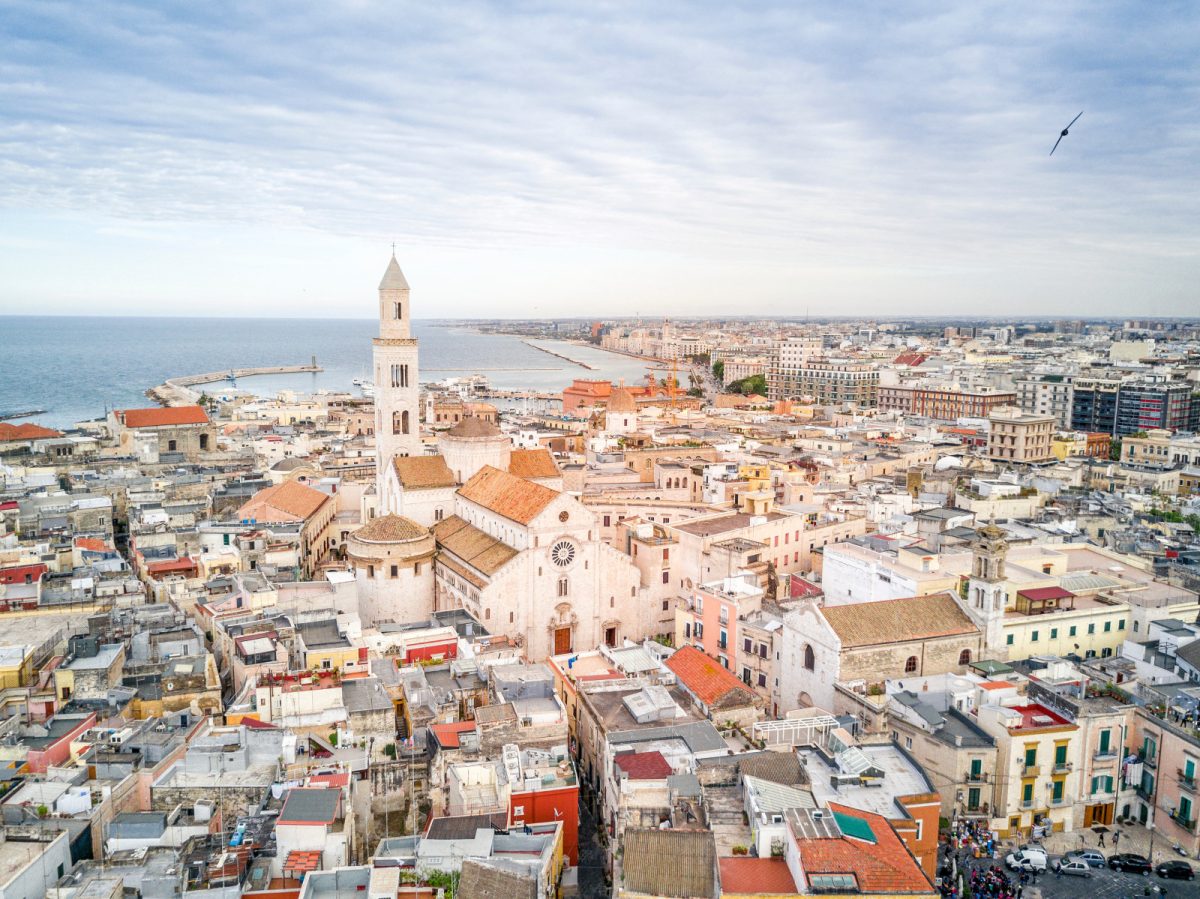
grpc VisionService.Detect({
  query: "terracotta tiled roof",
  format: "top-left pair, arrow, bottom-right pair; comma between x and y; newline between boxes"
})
665,645 -> 759,710
74,537 -> 111,553
607,387 -> 637,412
614,751 -> 673,780
719,858 -> 796,894
117,405 -> 209,428
507,448 -> 560,480
820,592 -> 978,648
622,828 -> 715,898
236,480 -> 331,523
432,515 -> 518,577
795,802 -> 933,894
457,466 -> 558,525
445,416 -> 503,438
393,454 -> 457,489
0,422 -> 61,441
430,720 -> 478,749
352,514 -> 428,543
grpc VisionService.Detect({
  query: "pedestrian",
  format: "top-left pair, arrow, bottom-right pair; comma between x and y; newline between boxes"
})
1099,831 -> 1106,847
1114,830 -> 1121,848
1080,832 -> 1086,848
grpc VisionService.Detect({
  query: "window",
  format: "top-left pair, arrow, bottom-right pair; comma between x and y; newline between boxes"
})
905,736 -> 913,749
485,608 -> 491,619
684,623 -> 691,639
434,509 -> 443,522
662,570 -> 670,585
390,565 -> 398,578
967,787 -> 981,810
557,577 -> 568,597
742,667 -> 751,684
744,638 -> 753,653
401,410 -> 410,434
758,672 -> 767,688
1006,633 -> 1014,646
958,649 -> 971,666
1087,623 -> 1095,634
1025,746 -> 1037,767
1022,782 -> 1034,804
662,600 -> 669,611
1118,619 -> 1126,630
1050,627 -> 1058,639
1069,625 -> 1077,637
199,434 -> 209,450
167,439 -> 177,452
392,412 -> 402,434
394,301 -> 402,319
1098,729 -> 1111,754
804,645 -> 815,671
367,565 -> 374,577
1031,630 -> 1039,643
603,515 -> 611,527
904,656 -> 918,674
1104,620 -> 1112,632
758,643 -> 767,659
414,562 -> 421,575
1052,778 -> 1064,801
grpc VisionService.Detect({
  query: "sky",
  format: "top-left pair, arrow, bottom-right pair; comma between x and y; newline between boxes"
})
0,1 -> 1197,319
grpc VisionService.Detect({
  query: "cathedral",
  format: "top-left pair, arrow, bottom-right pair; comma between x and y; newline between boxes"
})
349,255 -> 651,660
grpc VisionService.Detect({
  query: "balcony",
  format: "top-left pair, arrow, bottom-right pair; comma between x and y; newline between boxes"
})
1053,761 -> 1073,774
1170,811 -> 1196,832
1020,799 -> 1036,810
1022,764 -> 1041,778
1139,751 -> 1158,770
966,771 -> 989,784
1049,795 -> 1070,807
1093,749 -> 1118,763
1136,784 -> 1154,803
1178,770 -> 1197,792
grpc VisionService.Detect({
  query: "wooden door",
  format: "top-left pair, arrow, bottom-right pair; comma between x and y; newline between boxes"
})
554,627 -> 572,655
1083,804 -> 1095,827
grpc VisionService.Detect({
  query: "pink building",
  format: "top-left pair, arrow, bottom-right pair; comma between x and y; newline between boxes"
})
676,574 -> 764,670
25,712 -> 96,773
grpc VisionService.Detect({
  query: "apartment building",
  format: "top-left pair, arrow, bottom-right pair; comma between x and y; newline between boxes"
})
987,409 -> 1055,464
879,384 -> 1017,420
1015,373 -> 1075,429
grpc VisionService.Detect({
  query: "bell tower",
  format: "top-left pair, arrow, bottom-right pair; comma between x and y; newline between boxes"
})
966,521 -> 1009,654
374,254 -> 422,494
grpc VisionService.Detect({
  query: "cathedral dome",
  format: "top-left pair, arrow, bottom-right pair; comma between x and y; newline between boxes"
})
346,515 -> 434,566
445,416 -> 502,439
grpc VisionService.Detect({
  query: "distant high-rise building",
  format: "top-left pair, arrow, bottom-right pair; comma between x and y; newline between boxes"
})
1071,376 -> 1194,436
1015,373 -> 1074,429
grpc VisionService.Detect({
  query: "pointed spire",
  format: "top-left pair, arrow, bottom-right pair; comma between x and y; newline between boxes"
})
379,254 -> 410,291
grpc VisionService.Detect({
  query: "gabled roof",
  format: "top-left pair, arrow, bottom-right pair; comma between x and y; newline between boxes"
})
621,828 -> 715,898
117,406 -> 209,428
458,466 -> 559,525
0,422 -> 61,441
236,480 -> 330,523
665,645 -> 759,710
394,454 -> 457,489
508,448 -> 560,480
614,750 -> 673,780
792,802 -> 933,894
719,858 -> 796,894
432,515 -> 518,576
821,592 -> 978,648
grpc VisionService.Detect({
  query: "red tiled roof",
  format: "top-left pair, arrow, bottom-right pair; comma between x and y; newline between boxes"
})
979,681 -> 1014,690
430,720 -> 477,749
240,717 -> 277,730
237,480 -> 331,523
507,448 -> 560,480
117,405 -> 209,428
146,557 -> 197,574
665,645 -> 758,709
283,850 -> 322,874
797,802 -> 933,894
0,422 -> 62,441
614,751 -> 673,781
308,772 -> 350,789
1017,586 -> 1074,601
458,465 -> 558,525
74,537 -> 110,552
719,858 -> 797,894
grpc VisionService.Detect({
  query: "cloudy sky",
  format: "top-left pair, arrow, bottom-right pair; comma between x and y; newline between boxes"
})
1,1 -> 1197,318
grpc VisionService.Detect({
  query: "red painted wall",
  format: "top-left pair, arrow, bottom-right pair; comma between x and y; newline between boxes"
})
510,784 -> 579,865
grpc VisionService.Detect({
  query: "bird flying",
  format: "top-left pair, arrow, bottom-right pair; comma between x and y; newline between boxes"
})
1050,111 -> 1083,156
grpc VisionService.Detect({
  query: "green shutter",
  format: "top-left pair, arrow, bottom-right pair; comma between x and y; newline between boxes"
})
1025,746 -> 1037,767
1055,744 -> 1067,765
1187,758 -> 1196,779
1023,782 -> 1033,803
1099,729 -> 1110,753
1053,779 -> 1064,801
971,758 -> 982,777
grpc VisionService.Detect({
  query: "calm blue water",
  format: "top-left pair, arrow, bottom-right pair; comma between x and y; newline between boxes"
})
0,317 -> 655,428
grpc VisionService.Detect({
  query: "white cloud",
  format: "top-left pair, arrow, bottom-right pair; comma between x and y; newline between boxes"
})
0,0 -> 1197,316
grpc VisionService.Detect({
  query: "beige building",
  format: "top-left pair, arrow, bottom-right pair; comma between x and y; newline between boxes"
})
987,408 -> 1055,464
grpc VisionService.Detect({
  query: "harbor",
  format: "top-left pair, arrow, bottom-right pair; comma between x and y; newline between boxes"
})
146,361 -> 323,406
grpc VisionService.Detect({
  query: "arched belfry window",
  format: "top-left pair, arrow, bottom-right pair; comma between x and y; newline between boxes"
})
401,410 -> 410,434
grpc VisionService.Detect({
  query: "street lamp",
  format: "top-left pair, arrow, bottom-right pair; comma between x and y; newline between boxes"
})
1147,822 -> 1155,865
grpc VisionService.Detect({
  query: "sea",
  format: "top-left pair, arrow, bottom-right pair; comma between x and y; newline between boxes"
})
0,317 -> 657,428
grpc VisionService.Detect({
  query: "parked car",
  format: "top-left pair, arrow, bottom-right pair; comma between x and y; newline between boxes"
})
1108,853 -> 1152,874
1063,849 -> 1106,868
1054,859 -> 1092,877
1006,849 -> 1048,873
1156,860 -> 1196,880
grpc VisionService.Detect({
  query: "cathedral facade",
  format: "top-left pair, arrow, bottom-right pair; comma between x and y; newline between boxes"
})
356,256 -> 652,659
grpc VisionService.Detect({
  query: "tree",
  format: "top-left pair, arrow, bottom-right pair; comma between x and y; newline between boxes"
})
712,360 -> 724,382
727,374 -> 767,396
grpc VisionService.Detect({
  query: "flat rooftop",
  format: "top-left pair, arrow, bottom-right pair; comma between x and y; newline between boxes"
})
802,744 -> 933,818
673,511 -> 787,538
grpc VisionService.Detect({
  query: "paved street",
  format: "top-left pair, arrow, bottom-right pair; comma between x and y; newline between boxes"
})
576,799 -> 609,899
957,853 -> 1196,899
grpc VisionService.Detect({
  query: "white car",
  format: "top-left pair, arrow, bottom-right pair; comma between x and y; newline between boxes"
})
1006,849 -> 1048,873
